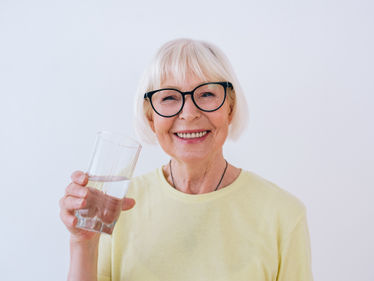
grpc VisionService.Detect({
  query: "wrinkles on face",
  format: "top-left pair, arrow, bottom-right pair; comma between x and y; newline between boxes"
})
148,74 -> 232,164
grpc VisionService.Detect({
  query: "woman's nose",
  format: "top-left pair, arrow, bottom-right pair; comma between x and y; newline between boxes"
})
178,95 -> 201,120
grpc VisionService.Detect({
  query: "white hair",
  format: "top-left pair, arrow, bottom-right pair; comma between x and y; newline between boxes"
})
134,38 -> 249,144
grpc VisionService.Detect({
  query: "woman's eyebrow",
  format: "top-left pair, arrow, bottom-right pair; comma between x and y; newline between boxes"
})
161,85 -> 179,89
160,82 -> 209,90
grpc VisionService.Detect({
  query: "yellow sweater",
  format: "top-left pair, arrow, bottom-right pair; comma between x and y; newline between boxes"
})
98,168 -> 313,281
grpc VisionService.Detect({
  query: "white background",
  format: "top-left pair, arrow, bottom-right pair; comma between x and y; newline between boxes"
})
0,0 -> 373,280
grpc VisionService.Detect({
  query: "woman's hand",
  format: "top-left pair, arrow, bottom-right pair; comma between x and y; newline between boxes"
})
61,171 -> 136,281
59,170 -> 136,243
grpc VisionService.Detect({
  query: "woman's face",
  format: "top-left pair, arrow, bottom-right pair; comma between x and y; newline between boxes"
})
147,73 -> 233,163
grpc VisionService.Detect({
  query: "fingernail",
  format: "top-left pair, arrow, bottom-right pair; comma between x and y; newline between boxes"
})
79,174 -> 86,183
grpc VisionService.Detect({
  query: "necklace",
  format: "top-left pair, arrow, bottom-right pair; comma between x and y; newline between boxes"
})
169,160 -> 228,192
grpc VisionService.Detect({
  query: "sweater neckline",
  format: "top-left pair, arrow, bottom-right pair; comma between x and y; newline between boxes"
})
156,167 -> 246,202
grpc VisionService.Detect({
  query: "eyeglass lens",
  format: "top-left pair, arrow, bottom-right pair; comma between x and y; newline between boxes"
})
151,83 -> 226,117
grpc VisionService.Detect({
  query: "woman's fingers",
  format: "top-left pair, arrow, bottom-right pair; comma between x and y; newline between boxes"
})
122,197 -> 136,211
71,170 -> 88,186
65,182 -> 88,198
59,172 -> 104,241
60,171 -> 136,238
60,195 -> 86,211
63,186 -> 135,212
60,208 -> 77,229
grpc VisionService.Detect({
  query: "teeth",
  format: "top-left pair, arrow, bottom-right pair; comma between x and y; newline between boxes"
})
176,131 -> 208,139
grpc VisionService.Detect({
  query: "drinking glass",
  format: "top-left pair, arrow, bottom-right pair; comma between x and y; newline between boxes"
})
75,131 -> 141,234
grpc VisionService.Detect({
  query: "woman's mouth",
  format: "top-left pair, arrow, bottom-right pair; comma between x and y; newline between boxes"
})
175,130 -> 209,139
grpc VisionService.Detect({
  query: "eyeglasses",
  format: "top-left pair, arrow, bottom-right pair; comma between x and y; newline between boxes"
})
144,81 -> 233,118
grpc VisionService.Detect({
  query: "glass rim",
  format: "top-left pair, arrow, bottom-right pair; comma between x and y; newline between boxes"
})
96,130 -> 142,148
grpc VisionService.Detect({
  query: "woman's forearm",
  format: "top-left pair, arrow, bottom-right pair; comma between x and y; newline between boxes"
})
68,238 -> 99,281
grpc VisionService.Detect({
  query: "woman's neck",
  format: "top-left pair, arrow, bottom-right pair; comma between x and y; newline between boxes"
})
163,154 -> 240,194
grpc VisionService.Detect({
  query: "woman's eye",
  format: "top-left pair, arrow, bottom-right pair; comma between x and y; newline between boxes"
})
201,92 -> 215,97
162,95 -> 177,101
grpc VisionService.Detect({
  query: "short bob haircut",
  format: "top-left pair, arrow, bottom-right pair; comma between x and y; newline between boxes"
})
134,38 -> 248,144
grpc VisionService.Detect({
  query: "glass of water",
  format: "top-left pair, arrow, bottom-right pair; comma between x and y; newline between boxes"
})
75,131 -> 141,235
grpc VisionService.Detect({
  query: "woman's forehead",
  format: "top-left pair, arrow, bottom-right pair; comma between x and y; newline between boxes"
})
160,71 -> 221,89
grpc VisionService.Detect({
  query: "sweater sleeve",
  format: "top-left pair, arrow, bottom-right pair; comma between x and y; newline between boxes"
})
97,234 -> 112,281
276,212 -> 314,281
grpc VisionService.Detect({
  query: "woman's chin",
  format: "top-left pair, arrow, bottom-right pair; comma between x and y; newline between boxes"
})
171,150 -> 215,164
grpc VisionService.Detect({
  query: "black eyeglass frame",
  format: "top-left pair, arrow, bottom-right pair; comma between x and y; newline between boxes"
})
144,81 -> 233,118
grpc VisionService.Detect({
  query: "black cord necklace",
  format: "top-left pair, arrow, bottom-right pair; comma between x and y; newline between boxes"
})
169,159 -> 228,192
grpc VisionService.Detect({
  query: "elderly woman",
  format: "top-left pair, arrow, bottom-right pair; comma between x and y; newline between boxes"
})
60,39 -> 314,281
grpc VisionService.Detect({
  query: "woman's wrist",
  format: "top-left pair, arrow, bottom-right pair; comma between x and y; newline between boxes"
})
69,233 -> 100,247
68,235 -> 100,281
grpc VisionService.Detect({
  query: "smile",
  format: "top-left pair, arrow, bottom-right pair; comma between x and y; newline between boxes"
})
176,131 -> 209,139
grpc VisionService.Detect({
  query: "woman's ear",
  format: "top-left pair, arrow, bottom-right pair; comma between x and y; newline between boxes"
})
147,113 -> 155,133
228,103 -> 234,124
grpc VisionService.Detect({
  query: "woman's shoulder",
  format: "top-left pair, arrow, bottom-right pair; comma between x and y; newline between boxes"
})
131,168 -> 161,185
238,169 -> 307,217
125,168 -> 163,197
